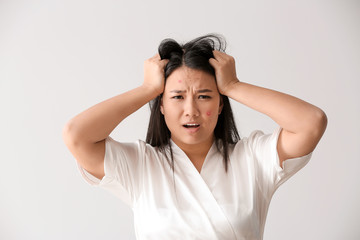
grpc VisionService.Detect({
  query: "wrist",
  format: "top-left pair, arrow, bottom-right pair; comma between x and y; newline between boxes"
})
140,84 -> 163,99
221,80 -> 241,96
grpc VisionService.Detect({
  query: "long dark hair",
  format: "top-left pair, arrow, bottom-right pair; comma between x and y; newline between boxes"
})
146,33 -> 240,175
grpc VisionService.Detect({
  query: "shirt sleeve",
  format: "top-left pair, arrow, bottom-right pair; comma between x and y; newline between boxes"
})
77,136 -> 144,208
247,126 -> 312,197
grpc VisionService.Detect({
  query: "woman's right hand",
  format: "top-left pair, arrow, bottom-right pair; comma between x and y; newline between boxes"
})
143,53 -> 169,95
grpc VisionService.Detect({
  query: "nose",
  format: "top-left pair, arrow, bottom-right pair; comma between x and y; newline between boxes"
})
184,98 -> 199,117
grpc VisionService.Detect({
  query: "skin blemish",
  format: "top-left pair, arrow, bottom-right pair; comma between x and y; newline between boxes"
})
206,111 -> 212,116
178,80 -> 182,83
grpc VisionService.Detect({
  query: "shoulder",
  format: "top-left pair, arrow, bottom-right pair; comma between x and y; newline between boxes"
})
229,128 -> 282,156
241,128 -> 281,149
230,129 -> 265,149
243,130 -> 266,144
105,137 -> 168,160
106,137 -> 156,150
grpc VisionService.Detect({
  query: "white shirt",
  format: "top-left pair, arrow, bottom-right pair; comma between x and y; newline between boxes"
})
78,127 -> 312,240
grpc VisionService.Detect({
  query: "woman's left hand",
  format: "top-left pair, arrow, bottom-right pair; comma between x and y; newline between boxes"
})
209,50 -> 240,95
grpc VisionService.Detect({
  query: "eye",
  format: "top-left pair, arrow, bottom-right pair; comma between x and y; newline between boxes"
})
171,95 -> 183,99
198,95 -> 211,99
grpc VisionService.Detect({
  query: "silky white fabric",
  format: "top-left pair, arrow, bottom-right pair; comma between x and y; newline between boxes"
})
78,127 -> 312,240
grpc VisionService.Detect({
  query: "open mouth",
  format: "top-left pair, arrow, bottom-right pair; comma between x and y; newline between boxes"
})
183,123 -> 200,128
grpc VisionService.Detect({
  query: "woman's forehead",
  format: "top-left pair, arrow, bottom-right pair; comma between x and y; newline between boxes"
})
165,66 -> 216,89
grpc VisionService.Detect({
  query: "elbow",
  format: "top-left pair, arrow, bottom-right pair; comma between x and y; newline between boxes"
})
317,108 -> 328,132
310,108 -> 328,139
62,120 -> 81,148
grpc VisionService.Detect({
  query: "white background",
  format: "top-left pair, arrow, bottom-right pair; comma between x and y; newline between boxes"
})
1,0 -> 359,239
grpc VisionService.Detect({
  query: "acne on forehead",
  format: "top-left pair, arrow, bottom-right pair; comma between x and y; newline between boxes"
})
166,67 -> 216,89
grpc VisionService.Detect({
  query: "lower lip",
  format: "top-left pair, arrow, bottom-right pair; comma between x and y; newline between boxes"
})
183,126 -> 200,133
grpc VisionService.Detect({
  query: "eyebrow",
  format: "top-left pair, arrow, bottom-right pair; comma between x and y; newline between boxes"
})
170,89 -> 213,93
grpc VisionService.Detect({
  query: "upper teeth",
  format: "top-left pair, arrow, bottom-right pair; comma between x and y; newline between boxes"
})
186,124 -> 198,126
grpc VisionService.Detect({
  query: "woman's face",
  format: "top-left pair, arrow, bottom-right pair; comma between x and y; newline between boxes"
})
161,66 -> 223,149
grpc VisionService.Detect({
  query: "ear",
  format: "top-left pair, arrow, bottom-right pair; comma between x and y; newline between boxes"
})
218,95 -> 224,115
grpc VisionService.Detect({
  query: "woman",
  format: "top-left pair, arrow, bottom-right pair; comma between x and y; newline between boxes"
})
63,34 -> 327,239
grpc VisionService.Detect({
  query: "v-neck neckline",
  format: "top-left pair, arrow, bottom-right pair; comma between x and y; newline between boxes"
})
169,139 -> 217,175
166,139 -> 238,239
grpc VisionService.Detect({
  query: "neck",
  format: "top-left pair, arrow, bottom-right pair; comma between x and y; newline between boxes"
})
172,135 -> 215,161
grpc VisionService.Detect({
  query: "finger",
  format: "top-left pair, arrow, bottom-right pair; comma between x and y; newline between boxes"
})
212,50 -> 227,61
159,58 -> 169,68
151,53 -> 161,60
209,57 -> 219,68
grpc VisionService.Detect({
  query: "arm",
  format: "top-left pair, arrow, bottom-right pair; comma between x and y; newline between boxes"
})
63,54 -> 168,178
209,50 -> 327,168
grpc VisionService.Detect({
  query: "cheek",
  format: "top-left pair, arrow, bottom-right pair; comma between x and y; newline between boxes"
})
204,108 -> 219,122
163,104 -> 180,124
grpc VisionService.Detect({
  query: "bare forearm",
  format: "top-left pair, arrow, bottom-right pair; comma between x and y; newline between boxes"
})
64,85 -> 158,144
225,81 -> 326,134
